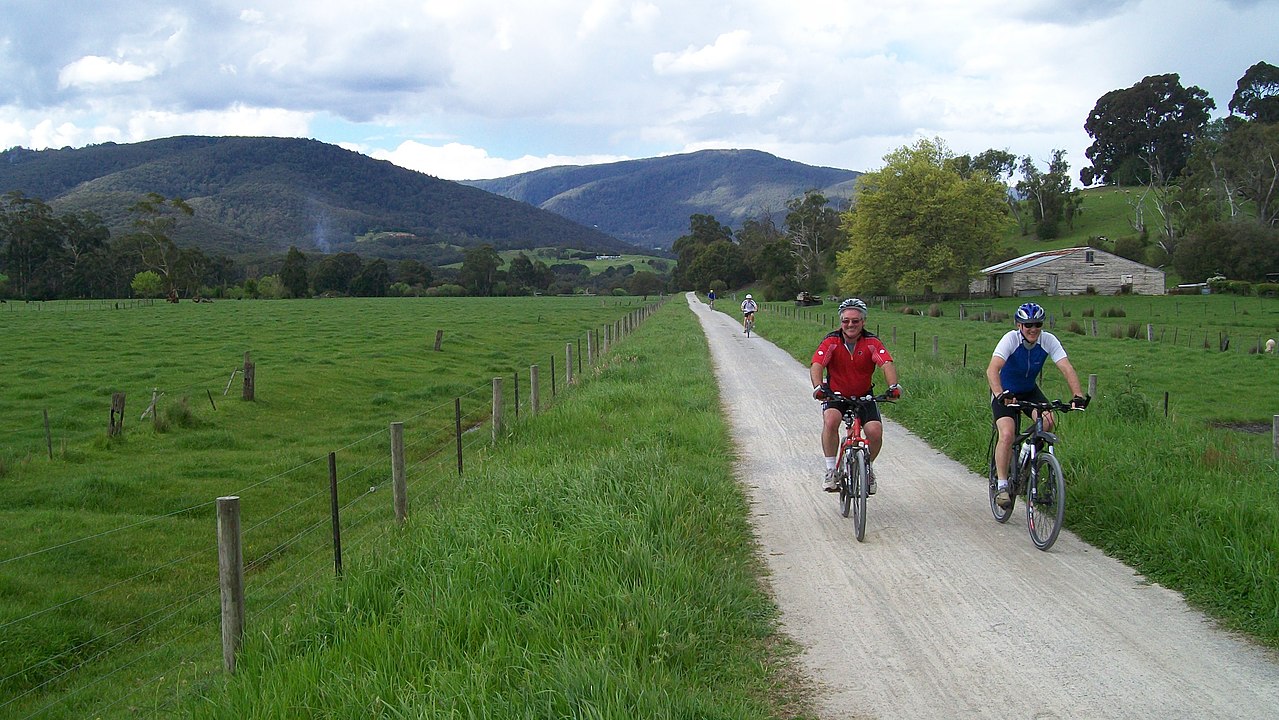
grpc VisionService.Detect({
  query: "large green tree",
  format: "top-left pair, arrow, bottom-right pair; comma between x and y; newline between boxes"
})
280,246 -> 310,298
459,244 -> 502,296
838,138 -> 1007,295
313,252 -> 363,295
122,193 -> 194,293
1016,150 -> 1081,240
1081,73 -> 1216,188
785,191 -> 842,293
1,193 -> 59,298
1229,61 -> 1279,124
672,214 -> 742,290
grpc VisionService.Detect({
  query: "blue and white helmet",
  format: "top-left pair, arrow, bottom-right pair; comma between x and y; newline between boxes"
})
1015,302 -> 1045,324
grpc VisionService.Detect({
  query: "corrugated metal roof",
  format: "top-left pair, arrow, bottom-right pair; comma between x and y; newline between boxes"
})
981,247 -> 1085,274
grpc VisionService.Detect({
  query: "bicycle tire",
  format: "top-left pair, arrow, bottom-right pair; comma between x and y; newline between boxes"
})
851,450 -> 869,542
1027,451 -> 1066,551
988,443 -> 1015,523
745,318 -> 753,338
838,446 -> 853,518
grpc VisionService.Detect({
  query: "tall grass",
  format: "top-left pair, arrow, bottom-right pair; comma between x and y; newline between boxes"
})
757,297 -> 1279,647
0,296 -> 666,718
183,302 -> 810,718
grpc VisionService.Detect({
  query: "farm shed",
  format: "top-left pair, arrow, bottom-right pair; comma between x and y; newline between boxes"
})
970,247 -> 1165,297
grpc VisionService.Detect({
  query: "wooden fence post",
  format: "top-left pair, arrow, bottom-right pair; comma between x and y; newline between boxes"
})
109,392 -> 126,437
932,335 -> 939,356
217,496 -> 244,674
550,354 -> 557,396
1273,415 -> 1279,459
586,331 -> 595,365
491,377 -> 503,442
433,330 -> 445,351
455,398 -> 463,476
390,422 -> 406,525
513,371 -> 520,420
242,352 -> 255,401
43,409 -> 53,460
566,343 -> 574,385
328,452 -> 342,577
530,365 -> 541,415
1088,374 -> 1098,399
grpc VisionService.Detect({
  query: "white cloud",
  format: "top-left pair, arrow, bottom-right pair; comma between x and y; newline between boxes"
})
362,139 -> 632,181
653,30 -> 754,75
0,0 -> 1274,183
58,56 -> 157,88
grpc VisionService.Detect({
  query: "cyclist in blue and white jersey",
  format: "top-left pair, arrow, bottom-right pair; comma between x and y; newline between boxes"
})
986,302 -> 1087,509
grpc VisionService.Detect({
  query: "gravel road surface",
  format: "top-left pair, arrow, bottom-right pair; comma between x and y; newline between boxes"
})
688,293 -> 1279,719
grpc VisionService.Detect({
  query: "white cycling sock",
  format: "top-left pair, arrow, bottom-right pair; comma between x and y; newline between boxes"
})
825,456 -> 836,471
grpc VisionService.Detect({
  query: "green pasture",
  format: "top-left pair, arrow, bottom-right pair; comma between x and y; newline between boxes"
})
183,301 -> 806,719
0,295 -> 662,718
747,292 -> 1279,647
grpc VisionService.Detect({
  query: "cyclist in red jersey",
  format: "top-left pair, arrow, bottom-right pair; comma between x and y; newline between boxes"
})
810,298 -> 902,493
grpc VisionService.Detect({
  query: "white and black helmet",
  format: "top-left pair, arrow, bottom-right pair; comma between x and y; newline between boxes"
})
838,297 -> 868,315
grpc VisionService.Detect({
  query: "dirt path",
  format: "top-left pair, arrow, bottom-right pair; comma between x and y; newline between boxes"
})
687,293 -> 1279,719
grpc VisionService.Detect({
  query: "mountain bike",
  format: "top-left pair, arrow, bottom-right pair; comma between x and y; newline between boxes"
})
827,391 -> 895,542
986,398 -> 1083,551
744,312 -> 755,337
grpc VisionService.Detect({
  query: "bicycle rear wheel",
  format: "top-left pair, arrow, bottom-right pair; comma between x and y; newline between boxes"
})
1026,451 -> 1065,551
987,443 -> 1014,523
851,450 -> 869,542
745,318 -> 753,337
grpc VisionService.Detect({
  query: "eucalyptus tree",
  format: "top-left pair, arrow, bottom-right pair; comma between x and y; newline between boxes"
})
1082,73 -> 1215,255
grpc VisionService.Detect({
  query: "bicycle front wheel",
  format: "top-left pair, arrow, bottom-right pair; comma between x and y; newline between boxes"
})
851,450 -> 869,542
1026,451 -> 1066,551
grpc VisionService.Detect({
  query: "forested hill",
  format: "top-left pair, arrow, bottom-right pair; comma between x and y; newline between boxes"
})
0,136 -> 638,263
465,148 -> 861,250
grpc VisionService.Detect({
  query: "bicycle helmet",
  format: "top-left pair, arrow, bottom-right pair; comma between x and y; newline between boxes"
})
838,297 -> 868,316
1015,302 -> 1045,324
745,294 -> 752,299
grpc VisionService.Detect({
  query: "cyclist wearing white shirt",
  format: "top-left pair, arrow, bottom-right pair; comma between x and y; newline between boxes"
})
740,294 -> 758,333
986,302 -> 1086,509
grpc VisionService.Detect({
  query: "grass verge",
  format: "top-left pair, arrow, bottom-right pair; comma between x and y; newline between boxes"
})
183,302 -> 813,719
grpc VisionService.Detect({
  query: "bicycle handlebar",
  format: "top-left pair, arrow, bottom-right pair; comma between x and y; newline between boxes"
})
823,391 -> 897,405
1005,398 -> 1085,412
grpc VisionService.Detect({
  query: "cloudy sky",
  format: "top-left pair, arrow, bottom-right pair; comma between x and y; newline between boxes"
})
1,0 -> 1275,183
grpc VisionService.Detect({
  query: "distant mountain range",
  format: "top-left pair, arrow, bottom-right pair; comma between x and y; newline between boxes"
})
0,136 -> 636,266
0,137 -> 862,263
465,148 -> 860,250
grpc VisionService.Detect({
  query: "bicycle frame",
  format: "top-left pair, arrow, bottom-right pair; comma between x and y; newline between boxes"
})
1007,400 -> 1070,479
825,391 -> 893,540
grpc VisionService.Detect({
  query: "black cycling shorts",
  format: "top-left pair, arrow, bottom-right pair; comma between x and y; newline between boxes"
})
991,386 -> 1049,426
823,397 -> 883,425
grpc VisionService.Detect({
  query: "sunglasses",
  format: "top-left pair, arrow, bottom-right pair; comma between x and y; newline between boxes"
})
1021,322 -> 1043,328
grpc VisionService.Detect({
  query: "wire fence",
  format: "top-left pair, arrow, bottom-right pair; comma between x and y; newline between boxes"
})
0,300 -> 661,719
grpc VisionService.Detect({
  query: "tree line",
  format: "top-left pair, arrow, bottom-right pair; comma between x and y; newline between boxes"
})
673,60 -> 1279,299
0,191 -> 672,300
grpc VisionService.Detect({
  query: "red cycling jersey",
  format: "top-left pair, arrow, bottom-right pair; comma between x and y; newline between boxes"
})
812,330 -> 893,397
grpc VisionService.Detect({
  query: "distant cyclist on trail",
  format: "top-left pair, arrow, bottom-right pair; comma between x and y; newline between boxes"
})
707,289 -> 717,308
811,298 -> 902,493
986,302 -> 1087,510
740,294 -> 758,333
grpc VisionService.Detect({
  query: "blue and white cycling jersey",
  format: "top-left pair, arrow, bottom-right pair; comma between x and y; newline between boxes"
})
992,329 -> 1067,394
